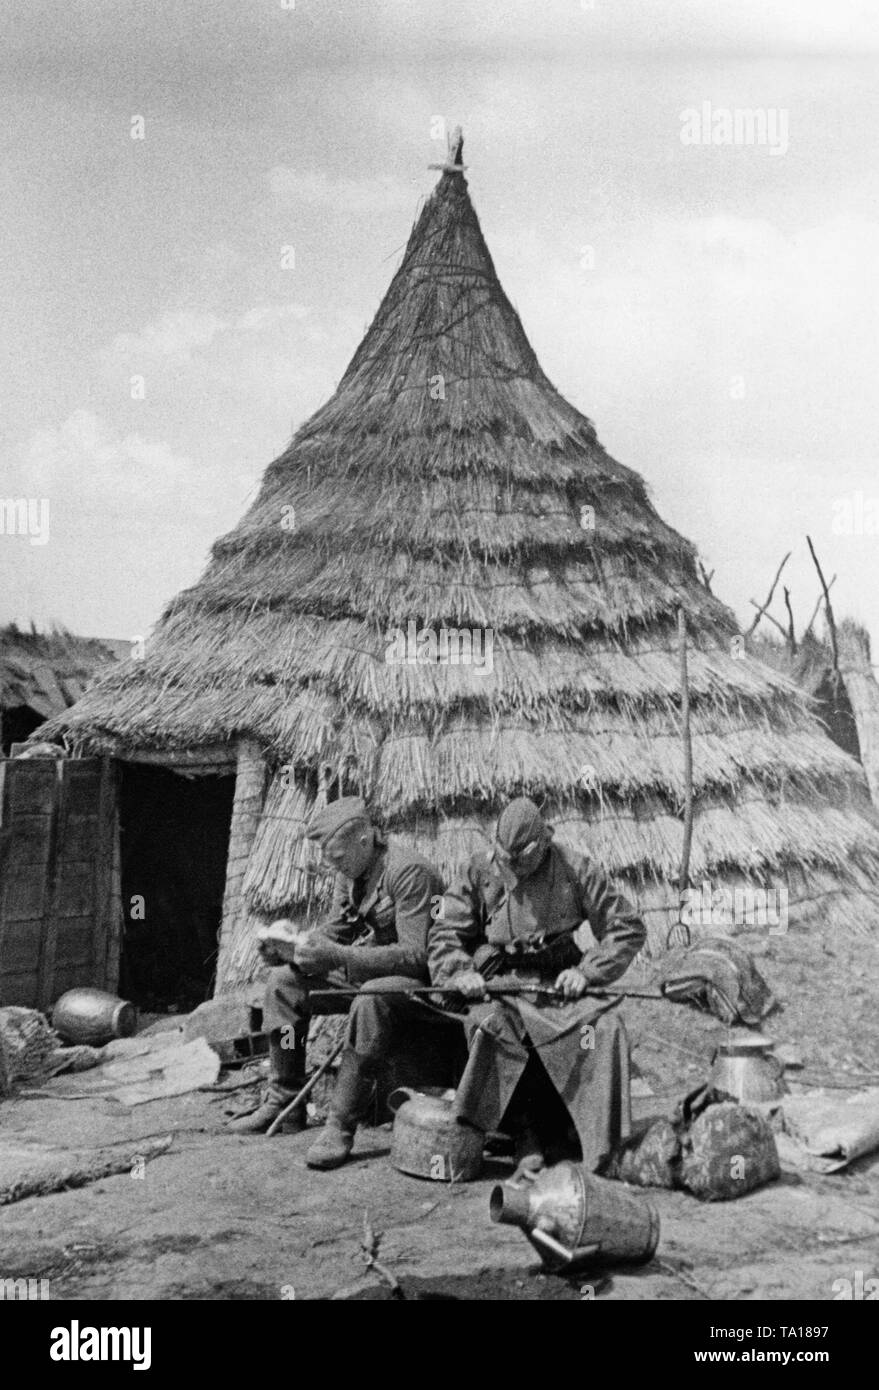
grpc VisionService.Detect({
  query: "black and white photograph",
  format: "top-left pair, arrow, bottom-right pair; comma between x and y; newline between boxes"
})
1,0 -> 878,1335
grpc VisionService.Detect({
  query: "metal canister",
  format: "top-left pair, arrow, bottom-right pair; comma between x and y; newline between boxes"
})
388,1087 -> 484,1182
490,1159 -> 660,1271
51,988 -> 138,1045
709,1032 -> 787,1103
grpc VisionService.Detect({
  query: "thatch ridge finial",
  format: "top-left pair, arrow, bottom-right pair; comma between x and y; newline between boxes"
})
428,124 -> 467,174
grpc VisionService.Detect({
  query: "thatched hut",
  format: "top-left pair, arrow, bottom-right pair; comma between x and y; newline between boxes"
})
0,624 -> 122,755
39,134 -> 879,1001
756,620 -> 879,809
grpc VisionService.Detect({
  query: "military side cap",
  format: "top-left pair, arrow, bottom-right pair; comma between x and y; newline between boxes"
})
305,796 -> 370,845
495,796 -> 548,854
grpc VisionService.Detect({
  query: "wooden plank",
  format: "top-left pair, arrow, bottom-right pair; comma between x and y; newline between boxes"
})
0,973 -> 40,1007
105,793 -> 122,991
1,867 -> 49,920
90,759 -> 118,991
35,761 -> 67,1012
0,757 -> 116,1008
0,765 -> 11,999
57,816 -> 100,860
54,862 -> 96,918
2,812 -> 55,864
5,761 -> 58,816
0,920 -> 44,974
64,762 -> 103,814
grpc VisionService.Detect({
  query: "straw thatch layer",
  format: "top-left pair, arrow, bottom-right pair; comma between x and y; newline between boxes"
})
1,624 -> 121,721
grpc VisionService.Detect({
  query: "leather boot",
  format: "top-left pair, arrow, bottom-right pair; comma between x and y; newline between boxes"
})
306,1049 -> 372,1170
228,1030 -> 307,1135
227,1080 -> 307,1134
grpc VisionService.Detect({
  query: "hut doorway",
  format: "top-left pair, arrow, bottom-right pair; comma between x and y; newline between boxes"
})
1,704 -> 45,755
118,764 -> 235,1011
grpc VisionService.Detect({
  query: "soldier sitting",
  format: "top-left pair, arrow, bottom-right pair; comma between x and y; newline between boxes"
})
429,797 -> 646,1175
229,797 -> 446,1171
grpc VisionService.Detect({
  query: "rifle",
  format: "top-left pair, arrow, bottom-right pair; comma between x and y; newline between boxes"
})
310,984 -> 663,1003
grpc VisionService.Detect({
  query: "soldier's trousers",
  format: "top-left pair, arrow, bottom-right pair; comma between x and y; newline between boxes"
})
262,965 -> 445,1082
452,991 -> 633,1173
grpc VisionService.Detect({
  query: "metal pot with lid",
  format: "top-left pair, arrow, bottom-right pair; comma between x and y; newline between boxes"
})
709,1031 -> 787,1103
387,1086 -> 484,1182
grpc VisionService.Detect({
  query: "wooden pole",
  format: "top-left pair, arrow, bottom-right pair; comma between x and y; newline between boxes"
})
783,586 -> 797,655
806,535 -> 840,676
678,607 -> 694,893
803,575 -> 836,641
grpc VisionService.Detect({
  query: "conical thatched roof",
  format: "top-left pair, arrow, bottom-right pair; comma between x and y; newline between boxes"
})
45,137 -> 879,950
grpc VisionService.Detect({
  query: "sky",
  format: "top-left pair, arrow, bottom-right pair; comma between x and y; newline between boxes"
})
2,0 -> 878,655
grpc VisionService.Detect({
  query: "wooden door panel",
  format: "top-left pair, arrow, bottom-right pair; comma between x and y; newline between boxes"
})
0,758 -> 119,1008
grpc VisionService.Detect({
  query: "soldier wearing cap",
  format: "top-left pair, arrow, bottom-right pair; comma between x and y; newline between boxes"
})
229,797 -> 445,1170
429,797 -> 646,1175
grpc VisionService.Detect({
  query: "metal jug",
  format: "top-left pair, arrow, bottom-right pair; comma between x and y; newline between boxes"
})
51,988 -> 137,1046
387,1087 -> 483,1182
491,1159 -> 660,1271
709,1032 -> 787,1103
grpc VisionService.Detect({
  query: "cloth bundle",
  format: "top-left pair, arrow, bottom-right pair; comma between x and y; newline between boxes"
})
606,1088 -> 780,1201
655,936 -> 778,1025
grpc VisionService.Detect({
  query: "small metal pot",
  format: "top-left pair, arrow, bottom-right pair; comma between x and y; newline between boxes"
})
388,1087 -> 483,1182
51,988 -> 138,1046
709,1032 -> 787,1103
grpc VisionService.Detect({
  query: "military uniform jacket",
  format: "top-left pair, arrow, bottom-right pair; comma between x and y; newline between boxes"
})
317,838 -> 445,984
429,841 -> 645,989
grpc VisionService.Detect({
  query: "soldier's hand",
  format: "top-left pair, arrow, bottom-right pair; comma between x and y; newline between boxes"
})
452,969 -> 490,1000
256,919 -> 298,966
257,942 -> 284,967
555,967 -> 588,1000
293,933 -> 343,976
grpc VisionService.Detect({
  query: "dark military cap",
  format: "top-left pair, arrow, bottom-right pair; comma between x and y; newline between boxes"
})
305,796 -> 371,846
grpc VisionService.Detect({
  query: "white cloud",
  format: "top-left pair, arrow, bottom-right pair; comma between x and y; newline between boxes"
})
202,240 -> 244,275
235,302 -> 309,333
102,302 -> 310,371
22,409 -> 225,521
106,311 -> 229,365
266,165 -> 415,214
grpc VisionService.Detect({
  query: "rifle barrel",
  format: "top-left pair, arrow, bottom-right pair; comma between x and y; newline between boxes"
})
309,985 -> 663,1001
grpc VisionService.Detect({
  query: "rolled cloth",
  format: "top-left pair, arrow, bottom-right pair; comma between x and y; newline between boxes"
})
305,797 -> 370,846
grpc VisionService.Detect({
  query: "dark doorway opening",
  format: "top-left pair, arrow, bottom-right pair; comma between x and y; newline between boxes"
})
1,704 -> 45,755
118,764 -> 235,1011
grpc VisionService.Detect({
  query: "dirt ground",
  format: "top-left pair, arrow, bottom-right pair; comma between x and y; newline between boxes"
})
2,927 -> 878,1302
1,1077 -> 878,1301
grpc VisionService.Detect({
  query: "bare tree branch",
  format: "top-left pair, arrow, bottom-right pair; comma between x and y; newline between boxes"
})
746,552 -> 791,635
803,574 -> 837,641
749,599 -> 787,638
